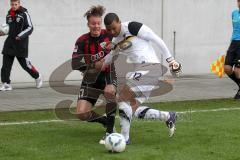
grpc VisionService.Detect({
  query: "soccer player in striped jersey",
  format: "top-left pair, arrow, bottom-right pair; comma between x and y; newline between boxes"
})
71,6 -> 117,144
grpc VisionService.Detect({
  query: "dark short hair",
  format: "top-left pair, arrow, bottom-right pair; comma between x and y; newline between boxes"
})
84,5 -> 105,20
104,13 -> 120,25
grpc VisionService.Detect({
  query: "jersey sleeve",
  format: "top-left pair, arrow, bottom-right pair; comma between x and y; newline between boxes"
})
71,39 -> 87,72
17,11 -> 33,39
128,21 -> 172,59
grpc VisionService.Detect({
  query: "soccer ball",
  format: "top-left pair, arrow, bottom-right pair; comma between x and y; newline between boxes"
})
105,133 -> 126,153
0,23 -> 9,35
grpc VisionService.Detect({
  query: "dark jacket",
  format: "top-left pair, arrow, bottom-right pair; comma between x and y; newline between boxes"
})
2,6 -> 33,58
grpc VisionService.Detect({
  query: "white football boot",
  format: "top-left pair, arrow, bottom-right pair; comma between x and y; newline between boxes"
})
36,74 -> 43,89
99,132 -> 110,145
166,112 -> 177,137
0,83 -> 13,91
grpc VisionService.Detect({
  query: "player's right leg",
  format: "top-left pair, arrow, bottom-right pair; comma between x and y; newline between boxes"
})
224,41 -> 240,99
118,85 -> 135,144
0,54 -> 14,91
76,100 -> 107,126
76,85 -> 107,126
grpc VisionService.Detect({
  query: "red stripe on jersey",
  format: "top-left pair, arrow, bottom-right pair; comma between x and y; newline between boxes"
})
84,42 -> 91,64
90,41 -> 96,56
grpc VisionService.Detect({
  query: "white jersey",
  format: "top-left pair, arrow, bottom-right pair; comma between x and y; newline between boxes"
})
106,21 -> 172,64
105,21 -> 173,104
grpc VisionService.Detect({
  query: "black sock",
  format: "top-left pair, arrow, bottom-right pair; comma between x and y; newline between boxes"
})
228,73 -> 240,88
88,111 -> 107,126
106,102 -> 117,134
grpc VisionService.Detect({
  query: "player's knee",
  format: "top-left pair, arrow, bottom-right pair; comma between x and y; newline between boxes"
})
104,91 -> 115,100
119,102 -> 132,119
224,65 -> 233,75
76,102 -> 91,121
235,73 -> 240,79
134,106 -> 150,119
130,99 -> 139,112
234,68 -> 240,79
104,86 -> 116,99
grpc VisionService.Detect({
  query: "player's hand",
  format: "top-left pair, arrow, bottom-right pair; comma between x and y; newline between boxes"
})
15,36 -> 21,40
100,41 -> 115,50
166,57 -> 182,78
95,59 -> 106,71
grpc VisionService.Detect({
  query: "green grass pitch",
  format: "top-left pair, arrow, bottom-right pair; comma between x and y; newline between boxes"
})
0,99 -> 239,160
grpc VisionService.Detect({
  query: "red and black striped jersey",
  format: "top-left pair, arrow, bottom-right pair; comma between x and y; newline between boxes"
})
72,29 -> 112,72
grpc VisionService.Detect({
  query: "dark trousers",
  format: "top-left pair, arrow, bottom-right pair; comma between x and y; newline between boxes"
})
1,54 -> 39,84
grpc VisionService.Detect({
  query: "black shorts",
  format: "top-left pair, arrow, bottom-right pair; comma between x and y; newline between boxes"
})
78,71 -> 117,106
225,40 -> 240,67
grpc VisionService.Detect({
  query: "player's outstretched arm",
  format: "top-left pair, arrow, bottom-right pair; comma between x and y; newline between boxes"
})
134,23 -> 172,59
129,22 -> 182,77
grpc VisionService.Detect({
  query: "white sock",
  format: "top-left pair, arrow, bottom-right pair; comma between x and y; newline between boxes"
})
119,102 -> 132,141
134,106 -> 170,121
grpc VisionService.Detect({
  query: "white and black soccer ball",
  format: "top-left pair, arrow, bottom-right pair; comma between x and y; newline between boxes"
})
105,133 -> 126,153
0,23 -> 9,35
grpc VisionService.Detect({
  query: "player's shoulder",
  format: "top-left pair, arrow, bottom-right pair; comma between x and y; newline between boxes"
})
122,21 -> 130,27
18,7 -> 28,16
76,33 -> 89,44
232,9 -> 239,15
122,21 -> 143,36
120,22 -> 131,35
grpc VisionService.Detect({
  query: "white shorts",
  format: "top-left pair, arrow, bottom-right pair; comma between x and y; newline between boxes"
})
125,64 -> 164,104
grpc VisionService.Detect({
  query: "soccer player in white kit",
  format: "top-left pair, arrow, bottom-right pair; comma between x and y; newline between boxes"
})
102,13 -> 182,144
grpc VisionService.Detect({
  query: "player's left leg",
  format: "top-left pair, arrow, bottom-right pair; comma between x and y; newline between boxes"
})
130,79 -> 177,137
99,84 -> 117,144
104,84 -> 117,133
118,70 -> 177,143
0,54 -> 14,91
133,103 -> 177,137
17,57 -> 43,88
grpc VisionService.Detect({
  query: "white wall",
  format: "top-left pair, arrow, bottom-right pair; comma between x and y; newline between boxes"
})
163,0 -> 236,74
0,0 -> 162,83
0,0 -> 237,82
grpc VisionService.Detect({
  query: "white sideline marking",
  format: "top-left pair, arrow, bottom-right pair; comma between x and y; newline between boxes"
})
0,107 -> 240,126
0,119 -> 63,126
177,107 -> 240,114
